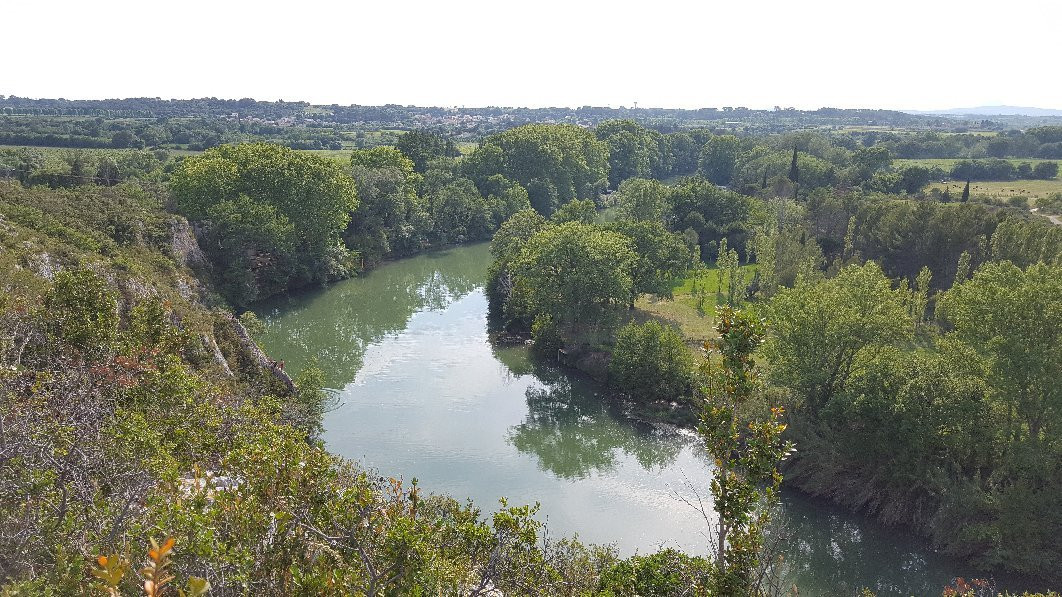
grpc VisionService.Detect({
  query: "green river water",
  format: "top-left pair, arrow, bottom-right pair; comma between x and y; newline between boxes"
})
254,243 -> 1026,596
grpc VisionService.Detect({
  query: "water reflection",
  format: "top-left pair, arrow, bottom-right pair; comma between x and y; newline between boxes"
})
254,244 -> 488,386
504,358 -> 685,479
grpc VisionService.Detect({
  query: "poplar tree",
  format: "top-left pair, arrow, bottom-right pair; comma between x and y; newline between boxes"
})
788,148 -> 799,199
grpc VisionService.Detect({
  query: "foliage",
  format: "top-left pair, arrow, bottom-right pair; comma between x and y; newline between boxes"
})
597,549 -> 712,596
764,262 -> 912,416
394,129 -> 456,172
463,124 -> 609,215
45,268 -> 119,353
512,222 -> 636,336
609,321 -> 695,403
614,177 -> 671,223
700,135 -> 741,186
608,220 -> 692,298
596,119 -> 668,187
169,143 -> 358,304
551,197 -> 597,225
699,307 -> 791,596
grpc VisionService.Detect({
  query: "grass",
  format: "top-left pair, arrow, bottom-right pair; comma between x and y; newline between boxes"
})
634,263 -> 759,346
926,179 -> 1062,201
300,148 -> 353,162
0,144 -> 200,157
894,157 -> 1059,172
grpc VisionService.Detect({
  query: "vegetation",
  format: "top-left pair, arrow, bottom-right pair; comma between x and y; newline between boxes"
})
169,143 -> 359,305
5,94 -> 1062,592
0,172 -> 722,596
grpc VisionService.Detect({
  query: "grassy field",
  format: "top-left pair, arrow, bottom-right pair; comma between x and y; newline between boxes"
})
0,144 -> 201,157
835,126 -> 998,136
926,179 -> 1062,202
895,157 -> 1060,172
301,148 -> 354,162
634,263 -> 758,346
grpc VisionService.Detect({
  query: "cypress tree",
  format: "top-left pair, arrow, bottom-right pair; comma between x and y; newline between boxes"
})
761,166 -> 768,189
961,180 -> 970,202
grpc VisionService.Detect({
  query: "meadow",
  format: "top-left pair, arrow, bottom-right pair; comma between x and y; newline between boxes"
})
895,157 -> 1060,172
927,178 -> 1062,201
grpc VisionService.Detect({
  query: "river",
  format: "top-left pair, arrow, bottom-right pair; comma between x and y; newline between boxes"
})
254,242 -> 1015,596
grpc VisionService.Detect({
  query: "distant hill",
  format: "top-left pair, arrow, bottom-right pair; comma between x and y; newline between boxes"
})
909,105 -> 1062,117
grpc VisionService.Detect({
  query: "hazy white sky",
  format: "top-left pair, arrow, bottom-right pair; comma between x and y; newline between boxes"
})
4,0 -> 1060,110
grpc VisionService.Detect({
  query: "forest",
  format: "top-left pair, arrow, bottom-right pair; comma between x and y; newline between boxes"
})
1,101 -> 1060,595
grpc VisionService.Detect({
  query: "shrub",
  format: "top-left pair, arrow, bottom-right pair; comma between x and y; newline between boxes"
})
609,321 -> 695,402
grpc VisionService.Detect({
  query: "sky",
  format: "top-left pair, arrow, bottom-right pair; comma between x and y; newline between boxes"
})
4,0 -> 1060,111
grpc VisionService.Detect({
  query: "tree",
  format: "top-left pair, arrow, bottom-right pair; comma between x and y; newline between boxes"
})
552,198 -> 597,224
609,321 -> 695,403
667,176 -> 753,262
596,119 -> 664,187
615,178 -> 670,223
1032,161 -> 1059,180
45,269 -> 119,353
764,262 -> 912,417
609,220 -> 692,298
700,307 -> 791,595
699,135 -> 740,186
716,238 -> 742,306
513,222 -> 636,335
961,180 -> 970,202
347,159 -> 422,263
169,143 -> 358,301
95,157 -> 121,186
395,129 -> 455,173
204,194 -> 297,305
430,178 -> 493,243
463,124 -> 609,213
852,146 -> 892,180
350,146 -> 415,174
911,265 -> 933,325
938,262 -> 1061,442
487,209 -> 550,319
788,148 -> 799,199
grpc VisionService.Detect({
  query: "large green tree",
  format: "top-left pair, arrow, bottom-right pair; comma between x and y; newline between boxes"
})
463,124 -> 609,215
699,135 -> 740,186
938,261 -> 1061,442
764,262 -> 912,416
615,178 -> 670,223
513,222 -> 636,334
171,143 -> 357,263
169,143 -> 358,302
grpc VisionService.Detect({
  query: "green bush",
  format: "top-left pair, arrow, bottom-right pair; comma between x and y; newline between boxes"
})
609,321 -> 695,402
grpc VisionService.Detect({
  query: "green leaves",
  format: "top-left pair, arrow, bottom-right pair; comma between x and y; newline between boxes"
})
512,222 -> 636,336
699,307 -> 791,596
45,268 -> 119,354
465,124 -> 609,214
610,321 -> 695,403
764,261 -> 912,416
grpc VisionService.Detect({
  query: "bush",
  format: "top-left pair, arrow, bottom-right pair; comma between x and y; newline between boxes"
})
531,314 -> 563,354
598,549 -> 712,596
609,321 -> 695,402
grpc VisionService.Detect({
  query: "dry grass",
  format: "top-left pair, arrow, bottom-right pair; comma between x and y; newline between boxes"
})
926,179 -> 1062,200
894,157 -> 1059,172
